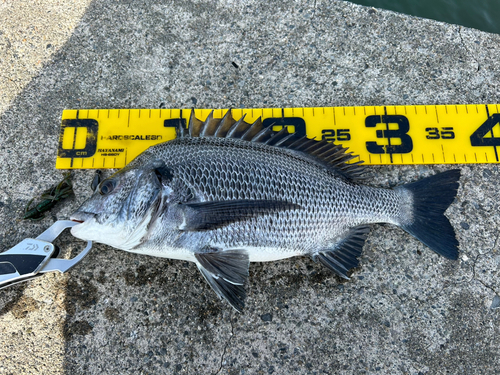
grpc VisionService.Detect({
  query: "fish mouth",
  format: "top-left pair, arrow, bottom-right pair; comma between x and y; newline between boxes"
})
70,211 -> 95,224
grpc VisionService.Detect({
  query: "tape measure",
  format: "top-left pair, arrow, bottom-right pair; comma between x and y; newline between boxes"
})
56,105 -> 500,169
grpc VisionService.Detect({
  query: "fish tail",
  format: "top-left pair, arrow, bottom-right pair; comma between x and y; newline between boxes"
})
396,169 -> 461,260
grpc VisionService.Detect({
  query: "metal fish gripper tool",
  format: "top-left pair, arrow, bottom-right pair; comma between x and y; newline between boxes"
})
0,221 -> 92,289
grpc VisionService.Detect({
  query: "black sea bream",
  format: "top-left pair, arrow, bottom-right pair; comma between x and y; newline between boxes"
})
71,110 -> 460,311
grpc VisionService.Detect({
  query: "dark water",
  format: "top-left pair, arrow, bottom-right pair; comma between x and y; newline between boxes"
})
348,0 -> 499,34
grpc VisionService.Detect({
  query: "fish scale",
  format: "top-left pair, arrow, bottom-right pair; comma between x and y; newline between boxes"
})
148,138 -> 391,252
71,110 -> 461,312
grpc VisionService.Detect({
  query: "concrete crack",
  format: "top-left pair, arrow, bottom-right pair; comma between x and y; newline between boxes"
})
458,26 -> 480,71
470,234 -> 499,296
214,314 -> 234,375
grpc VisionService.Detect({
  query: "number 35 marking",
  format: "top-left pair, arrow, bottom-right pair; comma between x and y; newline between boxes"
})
426,127 -> 455,139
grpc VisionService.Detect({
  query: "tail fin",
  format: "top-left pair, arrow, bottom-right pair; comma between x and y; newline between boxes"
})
397,169 -> 461,260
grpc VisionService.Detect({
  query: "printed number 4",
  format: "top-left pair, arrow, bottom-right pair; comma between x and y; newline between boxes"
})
470,114 -> 500,146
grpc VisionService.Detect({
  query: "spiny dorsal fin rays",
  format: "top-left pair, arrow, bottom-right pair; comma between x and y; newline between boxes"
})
176,112 -> 189,138
251,126 -> 275,143
215,109 -> 234,137
325,150 -> 353,164
176,124 -> 188,138
200,111 -> 223,137
188,109 -> 204,137
284,135 -> 311,149
181,109 -> 368,182
272,132 -> 299,148
227,114 -> 250,139
263,126 -> 291,146
240,117 -> 263,141
293,138 -> 317,152
317,148 -> 346,160
309,141 -> 343,156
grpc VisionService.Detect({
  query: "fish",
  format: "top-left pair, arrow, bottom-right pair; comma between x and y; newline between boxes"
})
70,110 -> 461,312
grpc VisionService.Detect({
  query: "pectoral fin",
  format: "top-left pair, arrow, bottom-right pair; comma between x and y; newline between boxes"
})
195,249 -> 250,312
181,199 -> 301,231
313,226 -> 371,279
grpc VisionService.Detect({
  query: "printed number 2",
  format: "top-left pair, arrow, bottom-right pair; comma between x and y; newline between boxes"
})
365,115 -> 413,154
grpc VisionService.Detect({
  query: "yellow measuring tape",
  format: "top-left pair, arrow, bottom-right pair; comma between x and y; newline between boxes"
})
56,105 -> 500,169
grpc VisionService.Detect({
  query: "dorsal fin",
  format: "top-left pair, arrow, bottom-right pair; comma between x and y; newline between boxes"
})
241,117 -> 263,141
188,113 -> 203,137
200,111 -> 221,137
215,109 -> 234,137
176,109 -> 369,181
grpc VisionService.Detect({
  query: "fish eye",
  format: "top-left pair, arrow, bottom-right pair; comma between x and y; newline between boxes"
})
99,179 -> 116,195
91,170 -> 102,192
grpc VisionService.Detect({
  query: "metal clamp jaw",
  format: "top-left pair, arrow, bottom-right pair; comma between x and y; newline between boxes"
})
0,221 -> 92,289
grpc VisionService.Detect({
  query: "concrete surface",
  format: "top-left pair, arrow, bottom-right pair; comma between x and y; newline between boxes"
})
0,0 -> 499,374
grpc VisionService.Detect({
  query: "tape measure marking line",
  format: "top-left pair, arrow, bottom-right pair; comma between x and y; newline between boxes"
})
382,106 -> 393,164
69,110 -> 80,168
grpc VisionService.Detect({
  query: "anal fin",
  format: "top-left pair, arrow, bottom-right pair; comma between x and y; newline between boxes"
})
195,249 -> 249,312
313,225 -> 371,279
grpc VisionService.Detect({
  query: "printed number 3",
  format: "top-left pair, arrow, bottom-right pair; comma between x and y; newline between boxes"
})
365,115 -> 413,154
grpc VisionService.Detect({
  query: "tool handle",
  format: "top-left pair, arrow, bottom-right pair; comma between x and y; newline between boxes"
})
0,238 -> 55,289
0,221 -> 92,289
